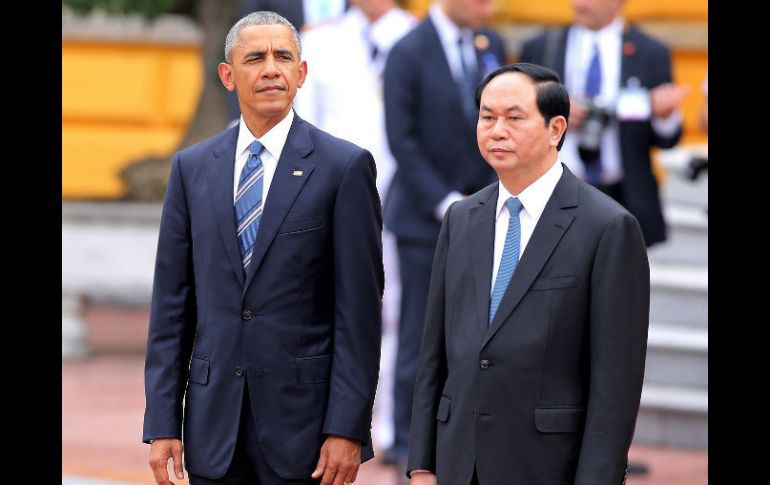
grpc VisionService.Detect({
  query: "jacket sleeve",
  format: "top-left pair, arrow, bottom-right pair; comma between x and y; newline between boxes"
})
405,202 -> 454,476
322,149 -> 384,444
649,45 -> 683,150
574,212 -> 650,485
142,154 -> 197,443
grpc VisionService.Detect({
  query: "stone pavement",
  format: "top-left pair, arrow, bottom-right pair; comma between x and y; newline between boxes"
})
62,305 -> 708,485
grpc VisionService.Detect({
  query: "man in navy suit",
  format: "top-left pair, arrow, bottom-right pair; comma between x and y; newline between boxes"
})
381,0 -> 505,470
519,0 -> 688,246
408,63 -> 649,485
143,11 -> 383,485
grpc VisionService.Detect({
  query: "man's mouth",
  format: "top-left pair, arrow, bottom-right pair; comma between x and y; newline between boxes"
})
258,85 -> 285,93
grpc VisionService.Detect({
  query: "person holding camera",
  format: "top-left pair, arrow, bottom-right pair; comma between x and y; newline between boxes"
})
519,0 -> 689,247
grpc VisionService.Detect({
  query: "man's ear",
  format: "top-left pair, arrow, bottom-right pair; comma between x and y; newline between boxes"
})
218,62 -> 236,92
297,60 -> 308,89
549,115 -> 567,148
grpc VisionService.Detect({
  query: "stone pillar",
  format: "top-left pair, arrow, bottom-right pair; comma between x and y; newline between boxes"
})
62,292 -> 87,359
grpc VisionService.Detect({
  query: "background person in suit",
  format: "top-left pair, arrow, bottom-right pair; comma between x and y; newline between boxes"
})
381,0 -> 505,469
408,63 -> 650,485
519,0 -> 689,247
293,0 -> 416,454
143,11 -> 383,485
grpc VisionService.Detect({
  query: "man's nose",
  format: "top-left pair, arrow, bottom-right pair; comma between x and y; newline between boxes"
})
262,55 -> 279,76
490,118 -> 507,138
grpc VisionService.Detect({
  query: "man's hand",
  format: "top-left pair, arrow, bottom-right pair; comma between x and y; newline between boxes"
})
411,471 -> 438,485
651,83 -> 690,119
148,438 -> 184,485
311,435 -> 361,485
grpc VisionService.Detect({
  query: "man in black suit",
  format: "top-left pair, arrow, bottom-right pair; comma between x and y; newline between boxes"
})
408,63 -> 649,485
381,0 -> 505,468
519,0 -> 688,246
143,11 -> 383,485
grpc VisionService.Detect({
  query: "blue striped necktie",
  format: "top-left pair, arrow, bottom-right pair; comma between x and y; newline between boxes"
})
235,140 -> 265,274
489,197 -> 523,325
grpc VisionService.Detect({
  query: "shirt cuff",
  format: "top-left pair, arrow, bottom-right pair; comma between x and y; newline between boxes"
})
651,109 -> 683,137
435,191 -> 464,221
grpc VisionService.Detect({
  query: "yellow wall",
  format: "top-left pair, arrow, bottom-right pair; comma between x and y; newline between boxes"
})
406,0 -> 707,21
62,42 -> 202,198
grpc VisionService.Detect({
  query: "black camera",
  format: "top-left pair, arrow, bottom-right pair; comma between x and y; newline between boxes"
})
684,156 -> 708,181
577,100 -> 612,168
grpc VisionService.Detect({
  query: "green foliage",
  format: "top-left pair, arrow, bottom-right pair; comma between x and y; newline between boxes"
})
62,0 -> 178,19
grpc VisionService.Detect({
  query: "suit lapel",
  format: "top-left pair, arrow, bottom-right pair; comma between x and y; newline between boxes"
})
482,167 -> 579,348
204,125 -> 245,287
242,116 -> 315,293
548,27 -> 569,82
469,185 -> 498,329
620,26 -> 640,87
424,19 -> 469,122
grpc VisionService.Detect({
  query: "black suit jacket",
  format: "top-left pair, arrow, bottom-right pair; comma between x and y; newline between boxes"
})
143,114 -> 383,480
407,166 -> 649,485
519,25 -> 681,246
383,17 -> 506,243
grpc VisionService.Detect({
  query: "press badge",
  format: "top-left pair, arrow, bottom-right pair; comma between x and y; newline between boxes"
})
616,77 -> 651,121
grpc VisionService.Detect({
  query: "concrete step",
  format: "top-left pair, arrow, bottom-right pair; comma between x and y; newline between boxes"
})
644,323 -> 707,389
648,204 -> 708,266
634,383 -> 708,449
649,264 -> 708,328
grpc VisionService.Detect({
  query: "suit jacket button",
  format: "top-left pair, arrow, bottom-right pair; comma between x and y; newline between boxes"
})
242,310 -> 252,320
480,359 -> 490,370
235,367 -> 244,376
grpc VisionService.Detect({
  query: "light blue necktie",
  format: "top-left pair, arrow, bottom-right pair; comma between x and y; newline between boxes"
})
235,140 -> 265,274
489,197 -> 523,325
584,42 -> 603,184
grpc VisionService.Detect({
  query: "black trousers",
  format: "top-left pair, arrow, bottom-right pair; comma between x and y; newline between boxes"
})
391,239 -> 435,458
188,384 -> 320,485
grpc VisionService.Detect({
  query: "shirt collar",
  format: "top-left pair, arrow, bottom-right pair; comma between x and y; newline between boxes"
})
496,160 -> 564,221
573,15 -> 625,42
430,2 -> 472,46
236,109 -> 295,161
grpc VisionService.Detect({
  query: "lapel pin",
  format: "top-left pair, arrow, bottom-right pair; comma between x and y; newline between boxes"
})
293,170 -> 303,176
474,33 -> 489,51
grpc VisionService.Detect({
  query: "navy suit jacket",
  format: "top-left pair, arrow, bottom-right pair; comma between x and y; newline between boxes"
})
143,114 -> 384,480
407,167 -> 650,485
520,25 -> 682,246
383,17 -> 506,244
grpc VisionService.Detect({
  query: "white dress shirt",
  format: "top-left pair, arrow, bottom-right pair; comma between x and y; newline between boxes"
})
294,6 -> 415,196
490,161 -> 563,293
233,110 -> 295,204
562,16 -> 681,184
429,2 -> 477,219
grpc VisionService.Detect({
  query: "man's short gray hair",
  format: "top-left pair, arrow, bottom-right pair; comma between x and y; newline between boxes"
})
224,11 -> 302,63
